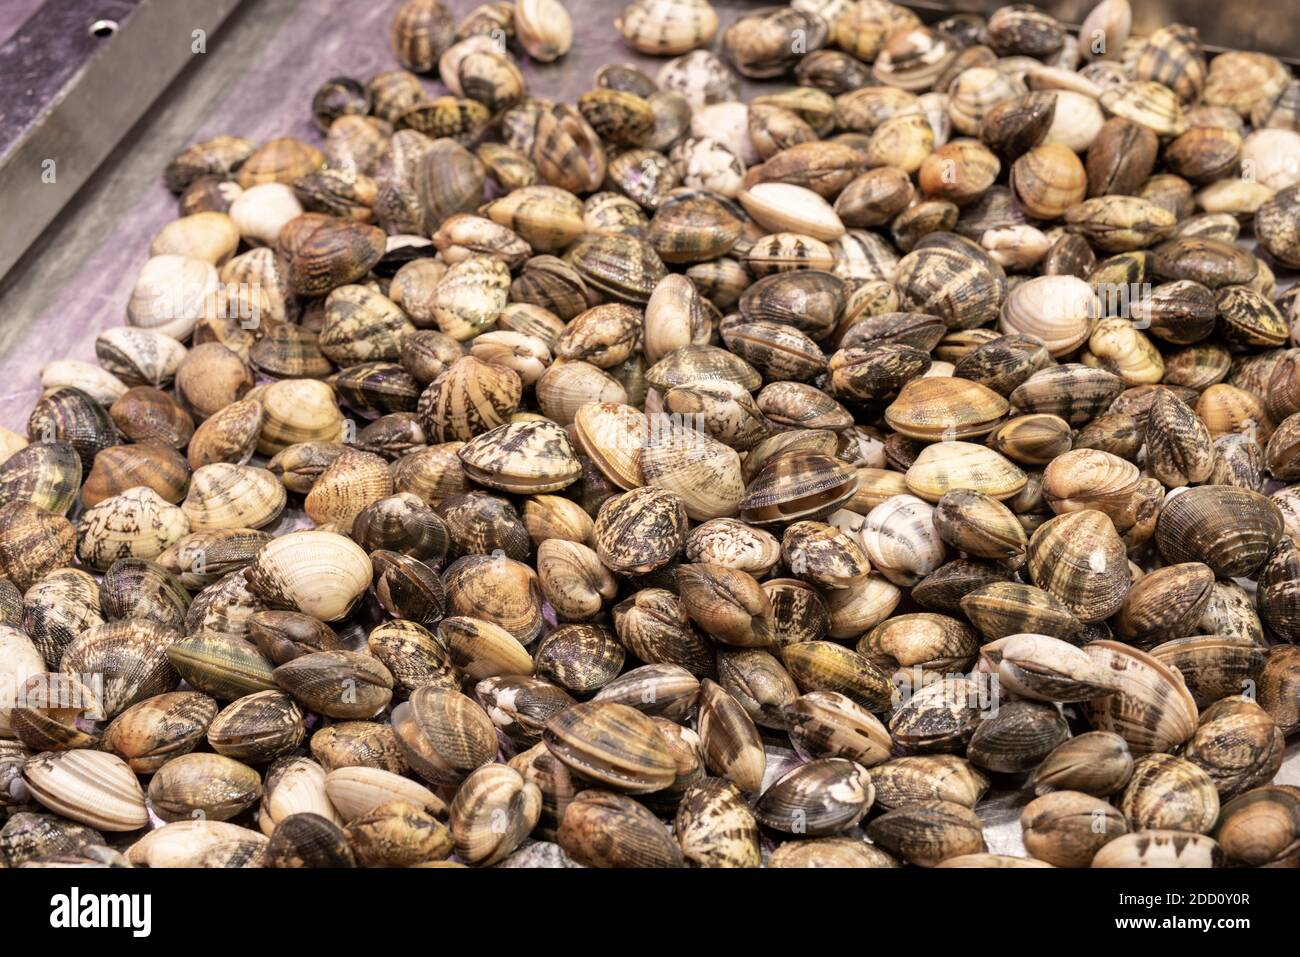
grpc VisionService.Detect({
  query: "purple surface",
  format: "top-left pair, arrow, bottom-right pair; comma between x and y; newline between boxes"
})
0,0 -> 44,47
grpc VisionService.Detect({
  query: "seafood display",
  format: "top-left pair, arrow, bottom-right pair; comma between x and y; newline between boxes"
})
3,0 -> 1300,871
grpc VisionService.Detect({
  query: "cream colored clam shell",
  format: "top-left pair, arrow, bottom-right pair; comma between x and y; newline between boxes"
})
325,766 -> 442,823
22,749 -> 148,831
126,819 -> 269,867
859,494 -> 945,587
0,624 -> 45,737
39,360 -> 127,406
247,530 -> 372,622
78,486 -> 191,570
258,756 -> 341,836
183,463 -> 286,531
738,182 -> 846,242
96,326 -> 189,386
127,254 -> 218,340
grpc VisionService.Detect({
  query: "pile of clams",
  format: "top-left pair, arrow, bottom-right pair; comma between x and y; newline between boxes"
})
4,0 -> 1300,870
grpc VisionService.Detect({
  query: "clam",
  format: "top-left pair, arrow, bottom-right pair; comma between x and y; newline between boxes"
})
612,589 -> 712,676
149,752 -> 262,823
458,419 -> 581,495
593,664 -> 700,722
1091,830 -> 1223,868
1148,634 -> 1265,710
1026,510 -> 1129,623
257,379 -> 346,455
1119,753 -> 1220,834
888,676 -> 984,754
859,494 -> 945,587
1155,485 -> 1282,578
1021,790 -> 1127,867
537,539 -> 617,622
676,563 -> 773,648
309,722 -> 407,776
127,255 -> 217,340
265,813 -> 356,869
0,812 -> 108,866
673,777 -> 760,868
123,818 -> 268,867
59,617 -> 181,719
392,686 -> 496,787
0,504 -> 72,595
866,800 -> 985,867
273,650 -> 393,720
244,531 -> 372,622
994,633 -> 1117,703
22,749 -> 148,832
1033,731 -> 1133,797
476,674 -> 576,746
324,765 -> 442,821
449,764 -> 542,866
7,673 -> 100,751
345,799 -> 453,867
159,527 -> 271,589
111,387 -> 195,449
886,376 -> 1009,440
206,690 -> 307,763
594,486 -> 687,575
544,699 -> 677,793
100,691 -> 216,773
182,463 -> 285,532
535,624 -> 624,695
443,554 -> 542,644
1183,697 -> 1285,800
167,633 -> 278,701
0,441 -> 82,515
77,487 -> 189,571
755,758 -> 873,836
905,442 -> 1027,504
1081,640 -> 1198,756
558,790 -> 683,868
1258,645 -> 1300,736
1214,786 -> 1300,867
696,679 -> 766,794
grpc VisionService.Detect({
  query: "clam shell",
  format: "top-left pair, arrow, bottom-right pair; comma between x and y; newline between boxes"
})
754,757 -> 873,836
1021,790 -> 1128,867
544,699 -> 678,793
1032,731 -> 1134,797
77,487 -> 189,571
60,618 -> 181,719
458,419 -> 581,494
1155,485 -> 1283,578
22,749 -> 148,832
1091,830 -> 1223,868
167,632 -> 278,700
392,686 -> 497,787
101,691 -> 219,774
696,678 -> 766,794
1026,510 -> 1130,622
325,766 -> 444,821
1081,640 -> 1198,756
557,789 -> 683,867
866,799 -> 985,866
244,531 -> 372,622
868,754 -> 989,811
206,690 -> 307,763
182,463 -> 285,531
1119,753 -> 1220,834
273,650 -> 395,720
448,764 -> 542,867
149,752 -> 262,823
